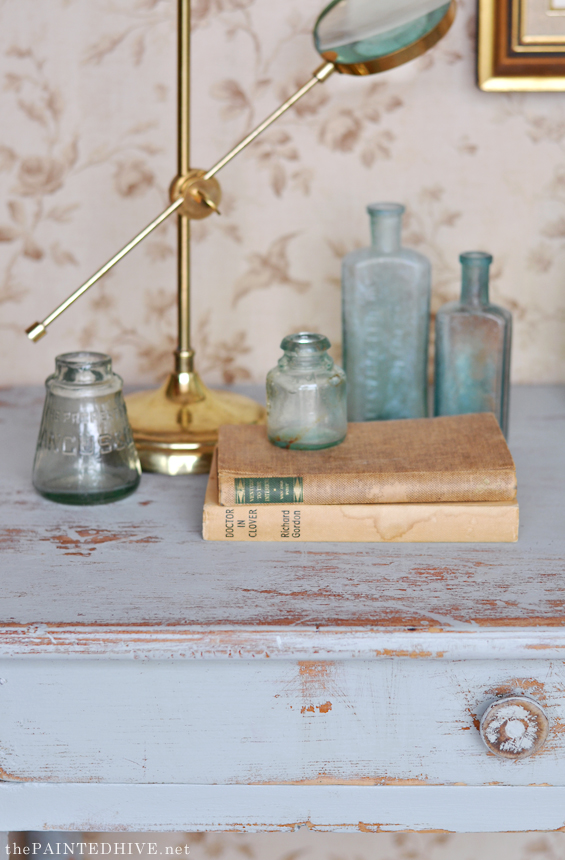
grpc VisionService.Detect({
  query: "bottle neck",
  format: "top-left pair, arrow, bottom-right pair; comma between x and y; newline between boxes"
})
283,351 -> 331,370
369,210 -> 403,254
279,332 -> 332,370
460,254 -> 491,306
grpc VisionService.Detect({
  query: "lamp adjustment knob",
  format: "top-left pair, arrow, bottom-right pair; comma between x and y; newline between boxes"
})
479,694 -> 549,759
170,169 -> 222,219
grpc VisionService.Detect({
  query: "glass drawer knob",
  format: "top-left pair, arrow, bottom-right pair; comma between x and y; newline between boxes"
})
479,694 -> 549,759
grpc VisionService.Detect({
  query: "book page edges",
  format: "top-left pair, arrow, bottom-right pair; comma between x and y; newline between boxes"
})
205,468 -> 519,543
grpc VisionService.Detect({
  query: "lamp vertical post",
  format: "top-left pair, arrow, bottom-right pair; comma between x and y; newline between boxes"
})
176,0 -> 192,381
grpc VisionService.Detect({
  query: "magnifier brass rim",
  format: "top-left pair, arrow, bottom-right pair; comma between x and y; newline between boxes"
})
320,0 -> 456,76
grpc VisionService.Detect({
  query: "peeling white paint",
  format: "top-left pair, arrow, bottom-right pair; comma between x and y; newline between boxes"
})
485,706 -> 538,753
0,628 -> 565,660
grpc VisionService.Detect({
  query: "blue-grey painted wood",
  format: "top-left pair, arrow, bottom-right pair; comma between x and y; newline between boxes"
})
2,785 -> 565,832
0,385 -> 564,630
0,833 -> 8,855
1,386 -> 565,829
1,657 -> 565,785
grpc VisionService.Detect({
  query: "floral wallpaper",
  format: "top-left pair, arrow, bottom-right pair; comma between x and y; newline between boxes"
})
1,0 -> 565,387
37,829 -> 565,859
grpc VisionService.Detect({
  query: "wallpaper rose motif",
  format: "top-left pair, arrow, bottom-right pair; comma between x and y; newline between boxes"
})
81,829 -> 565,858
1,0 -> 565,387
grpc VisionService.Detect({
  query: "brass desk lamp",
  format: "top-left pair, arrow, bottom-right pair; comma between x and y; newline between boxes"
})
25,0 -> 455,476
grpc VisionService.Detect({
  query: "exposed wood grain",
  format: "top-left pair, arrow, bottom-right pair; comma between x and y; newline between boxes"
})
2,626 -> 565,660
3,784 -> 565,832
0,386 -> 564,633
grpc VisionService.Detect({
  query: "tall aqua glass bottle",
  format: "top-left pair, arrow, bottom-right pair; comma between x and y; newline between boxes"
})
342,202 -> 431,421
434,251 -> 512,436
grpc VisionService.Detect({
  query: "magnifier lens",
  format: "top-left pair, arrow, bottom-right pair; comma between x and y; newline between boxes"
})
314,0 -> 453,71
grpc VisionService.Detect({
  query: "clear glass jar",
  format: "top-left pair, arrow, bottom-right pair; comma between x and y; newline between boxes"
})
32,352 -> 141,504
266,332 -> 347,450
434,251 -> 512,436
342,202 -> 431,421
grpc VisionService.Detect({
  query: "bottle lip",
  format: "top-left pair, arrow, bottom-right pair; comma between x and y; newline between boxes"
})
280,332 -> 331,353
56,351 -> 111,369
53,351 -> 114,386
366,202 -> 405,216
460,250 -> 493,265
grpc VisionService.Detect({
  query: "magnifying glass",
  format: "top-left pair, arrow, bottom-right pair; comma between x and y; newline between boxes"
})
26,0 -> 455,341
315,0 -> 455,74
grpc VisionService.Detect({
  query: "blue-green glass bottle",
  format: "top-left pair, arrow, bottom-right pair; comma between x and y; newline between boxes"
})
434,251 -> 512,436
342,202 -> 431,421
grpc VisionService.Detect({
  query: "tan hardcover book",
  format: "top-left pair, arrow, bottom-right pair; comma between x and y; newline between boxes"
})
204,452 -> 519,542
217,413 -> 517,506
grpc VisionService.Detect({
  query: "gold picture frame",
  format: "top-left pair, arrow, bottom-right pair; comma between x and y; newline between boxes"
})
479,0 -> 565,90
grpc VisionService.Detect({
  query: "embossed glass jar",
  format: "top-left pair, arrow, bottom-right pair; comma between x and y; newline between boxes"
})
266,332 -> 347,450
32,352 -> 141,504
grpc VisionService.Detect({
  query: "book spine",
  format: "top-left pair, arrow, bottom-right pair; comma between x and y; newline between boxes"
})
218,470 -> 517,506
203,502 -> 519,543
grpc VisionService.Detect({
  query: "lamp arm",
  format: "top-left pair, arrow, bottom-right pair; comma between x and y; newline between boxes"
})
204,61 -> 335,179
25,61 -> 335,342
25,197 -> 184,342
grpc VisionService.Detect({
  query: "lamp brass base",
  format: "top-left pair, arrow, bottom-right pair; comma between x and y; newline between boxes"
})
125,370 -> 265,475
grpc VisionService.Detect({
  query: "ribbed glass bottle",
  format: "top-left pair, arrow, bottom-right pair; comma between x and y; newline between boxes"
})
434,251 -> 512,436
342,202 -> 431,421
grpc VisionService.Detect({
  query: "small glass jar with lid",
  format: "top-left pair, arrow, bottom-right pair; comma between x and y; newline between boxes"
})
32,352 -> 141,504
266,332 -> 347,450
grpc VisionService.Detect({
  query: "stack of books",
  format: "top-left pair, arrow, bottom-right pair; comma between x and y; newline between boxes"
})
203,413 -> 518,542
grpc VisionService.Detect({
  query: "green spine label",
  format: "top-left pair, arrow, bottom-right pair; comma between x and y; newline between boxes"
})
235,477 -> 303,504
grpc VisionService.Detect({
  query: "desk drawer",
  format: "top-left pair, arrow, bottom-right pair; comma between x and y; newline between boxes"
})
0,657 -> 564,784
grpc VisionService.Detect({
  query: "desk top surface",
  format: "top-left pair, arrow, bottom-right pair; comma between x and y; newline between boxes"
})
1,385 -> 564,649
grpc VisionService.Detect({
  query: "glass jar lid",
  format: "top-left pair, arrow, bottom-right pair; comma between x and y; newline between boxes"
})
280,332 -> 331,353
53,352 -> 113,386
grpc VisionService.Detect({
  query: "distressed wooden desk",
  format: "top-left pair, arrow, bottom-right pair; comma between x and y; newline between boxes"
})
1,385 -> 565,832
